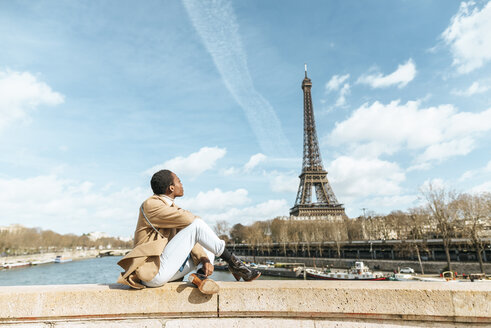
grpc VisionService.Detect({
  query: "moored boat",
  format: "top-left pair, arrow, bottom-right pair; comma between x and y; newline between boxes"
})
214,260 -> 228,270
389,273 -> 415,281
2,261 -> 31,269
31,259 -> 55,266
54,256 -> 72,263
255,264 -> 303,278
306,261 -> 387,281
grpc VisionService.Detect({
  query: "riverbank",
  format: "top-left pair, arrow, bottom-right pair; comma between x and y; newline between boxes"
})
0,249 -> 130,269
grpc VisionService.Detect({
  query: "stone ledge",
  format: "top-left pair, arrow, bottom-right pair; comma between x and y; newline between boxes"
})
0,281 -> 489,325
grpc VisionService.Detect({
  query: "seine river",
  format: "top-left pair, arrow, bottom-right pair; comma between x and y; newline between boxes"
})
0,256 -> 287,286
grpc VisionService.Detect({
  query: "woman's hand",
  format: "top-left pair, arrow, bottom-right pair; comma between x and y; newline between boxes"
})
200,257 -> 214,276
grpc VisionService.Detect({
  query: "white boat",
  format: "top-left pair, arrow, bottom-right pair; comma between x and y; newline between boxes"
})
411,276 -> 457,282
391,273 -> 415,281
411,272 -> 458,282
54,256 -> 72,263
306,262 -> 387,281
31,259 -> 55,266
2,262 -> 31,269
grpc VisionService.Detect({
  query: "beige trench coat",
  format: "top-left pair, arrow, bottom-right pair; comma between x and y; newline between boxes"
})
117,195 -> 208,289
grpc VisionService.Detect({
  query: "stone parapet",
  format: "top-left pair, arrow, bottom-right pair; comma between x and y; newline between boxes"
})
0,281 -> 489,327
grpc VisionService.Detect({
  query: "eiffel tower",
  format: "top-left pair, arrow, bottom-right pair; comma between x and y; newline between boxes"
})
290,66 -> 346,219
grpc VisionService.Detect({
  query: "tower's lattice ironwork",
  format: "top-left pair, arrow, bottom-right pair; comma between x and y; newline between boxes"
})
290,66 -> 346,218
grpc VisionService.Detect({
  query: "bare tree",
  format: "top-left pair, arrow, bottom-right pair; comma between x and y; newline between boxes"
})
299,220 -> 317,257
230,223 -> 247,244
287,220 -> 301,255
0,231 -> 8,254
360,210 -> 376,240
313,220 -> 326,257
213,220 -> 230,242
271,218 -> 289,255
385,210 -> 410,240
243,221 -> 273,259
455,192 -> 490,273
0,225 -> 133,255
407,207 -> 431,274
346,217 -> 364,241
421,183 -> 458,272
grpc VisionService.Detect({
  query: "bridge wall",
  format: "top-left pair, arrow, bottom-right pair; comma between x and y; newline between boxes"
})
0,281 -> 489,327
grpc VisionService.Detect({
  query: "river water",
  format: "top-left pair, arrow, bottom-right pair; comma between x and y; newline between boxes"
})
0,256 -> 289,286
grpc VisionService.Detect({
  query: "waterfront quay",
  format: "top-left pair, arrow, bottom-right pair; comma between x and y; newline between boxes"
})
229,238 -> 491,274
0,249 -> 130,270
0,281 -> 489,327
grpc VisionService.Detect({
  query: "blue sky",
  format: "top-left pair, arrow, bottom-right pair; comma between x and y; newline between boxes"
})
0,0 -> 490,238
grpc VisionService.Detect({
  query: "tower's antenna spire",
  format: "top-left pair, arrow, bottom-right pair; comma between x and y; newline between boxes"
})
304,63 -> 308,78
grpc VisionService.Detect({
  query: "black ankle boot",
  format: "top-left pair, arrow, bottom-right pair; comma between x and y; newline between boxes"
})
227,254 -> 261,281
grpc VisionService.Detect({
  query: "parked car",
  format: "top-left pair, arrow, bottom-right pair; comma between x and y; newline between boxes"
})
399,267 -> 415,274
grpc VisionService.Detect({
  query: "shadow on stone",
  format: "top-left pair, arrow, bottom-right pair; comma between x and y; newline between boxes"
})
176,283 -> 213,304
105,283 -> 131,290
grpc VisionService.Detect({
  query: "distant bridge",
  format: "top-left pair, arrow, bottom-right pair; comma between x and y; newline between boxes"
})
98,249 -> 131,257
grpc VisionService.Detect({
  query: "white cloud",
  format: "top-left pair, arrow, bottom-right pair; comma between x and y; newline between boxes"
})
345,194 -> 418,217
209,199 -> 290,225
269,171 -> 299,193
146,146 -> 226,178
0,175 -> 147,237
368,195 -> 418,208
0,69 -> 64,131
442,1 -> 491,74
182,0 -> 292,156
325,74 -> 350,92
223,167 -> 238,176
335,83 -> 350,107
420,178 -> 447,191
170,185 -> 289,226
324,74 -> 351,108
416,137 -> 474,163
459,170 -> 476,181
327,100 -> 491,164
452,81 -> 490,96
178,188 -> 250,212
470,181 -> 491,193
244,153 -> 266,172
407,162 -> 432,172
357,59 -> 416,88
327,156 -> 406,199
223,153 -> 267,175
460,160 -> 491,191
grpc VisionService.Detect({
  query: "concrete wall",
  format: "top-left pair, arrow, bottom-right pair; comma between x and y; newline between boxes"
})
242,255 -> 491,274
0,281 -> 489,327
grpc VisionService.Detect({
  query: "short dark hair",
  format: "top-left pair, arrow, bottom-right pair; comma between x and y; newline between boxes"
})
151,170 -> 174,195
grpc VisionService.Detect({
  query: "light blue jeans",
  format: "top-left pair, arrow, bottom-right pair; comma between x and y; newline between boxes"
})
144,218 -> 225,287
